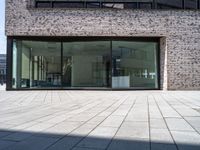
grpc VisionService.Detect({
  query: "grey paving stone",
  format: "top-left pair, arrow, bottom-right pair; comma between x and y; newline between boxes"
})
72,147 -> 98,150
150,119 -> 167,129
151,143 -> 177,150
47,136 -> 82,150
184,117 -> 200,129
151,129 -> 174,143
171,131 -> 200,150
77,127 -> 118,149
0,140 -> 17,150
86,116 -> 106,125
0,91 -> 200,150
3,131 -> 34,141
99,115 -> 124,128
69,123 -> 97,137
0,131 -> 13,138
107,138 -> 150,150
174,108 -> 200,117
116,121 -> 149,139
5,136 -> 58,150
165,118 -> 195,131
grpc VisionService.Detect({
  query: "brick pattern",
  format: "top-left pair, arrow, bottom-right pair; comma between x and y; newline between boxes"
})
5,0 -> 200,90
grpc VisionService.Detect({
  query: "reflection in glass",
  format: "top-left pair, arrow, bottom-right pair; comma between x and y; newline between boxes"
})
157,0 -> 183,9
112,41 -> 158,89
63,41 -> 111,87
185,0 -> 198,9
12,39 -> 159,89
12,40 -> 61,88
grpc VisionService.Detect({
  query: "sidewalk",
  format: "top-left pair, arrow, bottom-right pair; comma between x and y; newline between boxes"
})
0,90 -> 200,150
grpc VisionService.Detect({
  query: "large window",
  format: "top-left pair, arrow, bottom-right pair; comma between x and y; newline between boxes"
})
112,41 -> 158,89
12,40 -> 61,88
34,0 -> 200,9
63,41 -> 111,87
12,38 -> 159,89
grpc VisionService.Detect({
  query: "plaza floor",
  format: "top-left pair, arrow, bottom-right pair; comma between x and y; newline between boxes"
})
0,89 -> 200,150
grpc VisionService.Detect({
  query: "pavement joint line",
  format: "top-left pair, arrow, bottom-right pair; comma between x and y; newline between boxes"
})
19,92 -> 39,104
172,93 -> 200,111
160,93 -> 200,136
43,95 -> 131,150
2,95 -> 105,127
67,95 -> 131,150
153,94 -> 179,150
165,93 -> 199,112
174,92 -> 200,106
30,92 -> 46,104
105,95 -> 138,150
172,92 -> 200,108
0,91 -> 200,150
147,95 -> 152,150
1,99 -> 102,134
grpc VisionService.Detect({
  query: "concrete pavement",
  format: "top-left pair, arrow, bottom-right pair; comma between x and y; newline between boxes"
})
0,90 -> 200,150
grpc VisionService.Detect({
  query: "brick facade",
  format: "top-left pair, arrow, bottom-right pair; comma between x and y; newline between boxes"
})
5,0 -> 200,90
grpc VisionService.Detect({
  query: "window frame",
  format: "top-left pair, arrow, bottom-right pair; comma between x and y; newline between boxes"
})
7,36 -> 161,90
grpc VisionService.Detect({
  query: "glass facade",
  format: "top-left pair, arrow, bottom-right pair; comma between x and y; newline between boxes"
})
34,0 -> 200,10
63,41 -> 110,87
11,39 -> 159,89
112,41 -> 158,89
12,40 -> 61,88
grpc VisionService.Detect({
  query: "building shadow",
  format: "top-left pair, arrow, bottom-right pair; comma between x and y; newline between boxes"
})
0,129 -> 199,150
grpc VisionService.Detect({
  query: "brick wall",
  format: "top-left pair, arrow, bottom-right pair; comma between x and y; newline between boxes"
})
5,0 -> 200,90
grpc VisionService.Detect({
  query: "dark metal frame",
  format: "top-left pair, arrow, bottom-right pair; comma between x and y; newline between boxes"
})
33,0 -> 200,10
6,36 -> 161,91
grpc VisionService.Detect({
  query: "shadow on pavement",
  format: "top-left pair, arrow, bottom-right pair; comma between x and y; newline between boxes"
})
0,129 -> 199,150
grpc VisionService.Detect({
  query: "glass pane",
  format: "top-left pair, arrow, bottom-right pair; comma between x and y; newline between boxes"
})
36,2 -> 52,8
112,41 -> 158,89
102,3 -> 125,9
63,41 -> 111,88
12,40 -> 61,88
53,2 -> 84,8
124,3 -> 138,9
87,2 -> 101,8
157,0 -> 183,9
185,0 -> 198,9
139,3 -> 152,9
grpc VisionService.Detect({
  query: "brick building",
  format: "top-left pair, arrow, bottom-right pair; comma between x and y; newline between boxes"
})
5,0 -> 200,90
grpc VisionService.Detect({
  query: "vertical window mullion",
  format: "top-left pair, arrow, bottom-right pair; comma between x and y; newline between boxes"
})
6,37 -> 13,90
61,42 -> 63,88
110,40 -> 112,88
182,0 -> 185,9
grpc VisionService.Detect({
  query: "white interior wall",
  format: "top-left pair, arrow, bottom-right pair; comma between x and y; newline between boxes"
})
21,45 -> 30,79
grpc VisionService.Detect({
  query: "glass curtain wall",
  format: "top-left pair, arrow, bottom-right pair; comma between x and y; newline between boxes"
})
63,41 -> 111,87
12,40 -> 61,88
112,41 -> 158,89
12,39 -> 159,89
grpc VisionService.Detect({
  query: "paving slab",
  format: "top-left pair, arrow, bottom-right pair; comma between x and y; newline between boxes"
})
0,90 -> 199,150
